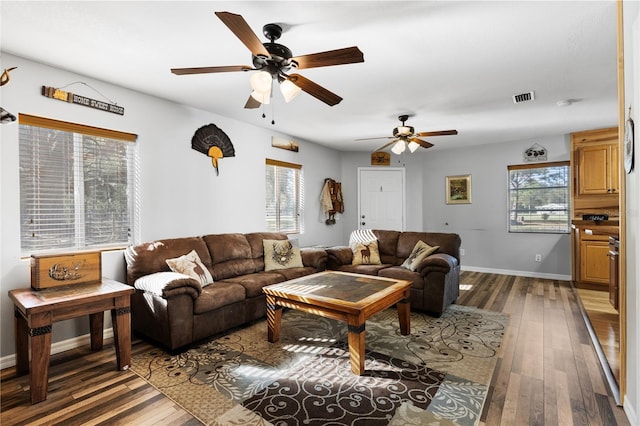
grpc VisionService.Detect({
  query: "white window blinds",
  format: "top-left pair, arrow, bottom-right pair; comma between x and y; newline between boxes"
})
265,159 -> 304,234
18,114 -> 138,254
508,161 -> 570,234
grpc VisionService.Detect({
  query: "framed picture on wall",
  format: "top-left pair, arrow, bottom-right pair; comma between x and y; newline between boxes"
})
446,175 -> 472,204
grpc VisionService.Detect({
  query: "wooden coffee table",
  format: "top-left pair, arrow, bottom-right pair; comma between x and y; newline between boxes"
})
262,271 -> 412,375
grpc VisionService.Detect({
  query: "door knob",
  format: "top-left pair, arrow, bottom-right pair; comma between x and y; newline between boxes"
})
361,222 -> 366,226
361,215 -> 365,219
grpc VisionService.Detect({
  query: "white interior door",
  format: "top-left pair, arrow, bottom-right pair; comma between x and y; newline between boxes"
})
358,167 -> 405,231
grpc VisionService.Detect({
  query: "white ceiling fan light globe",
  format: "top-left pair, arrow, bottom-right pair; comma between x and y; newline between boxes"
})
391,140 -> 406,155
280,79 -> 302,103
250,89 -> 270,104
250,71 -> 272,93
407,141 -> 420,152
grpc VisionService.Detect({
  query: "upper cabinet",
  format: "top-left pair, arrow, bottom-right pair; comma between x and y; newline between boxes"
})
571,127 -> 620,220
578,142 -> 619,195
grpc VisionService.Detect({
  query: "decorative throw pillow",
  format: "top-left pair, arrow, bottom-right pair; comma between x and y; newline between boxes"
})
165,250 -> 214,287
351,240 -> 381,265
263,239 -> 304,271
401,240 -> 439,271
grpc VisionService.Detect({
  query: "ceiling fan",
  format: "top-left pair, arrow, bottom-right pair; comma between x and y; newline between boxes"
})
357,115 -> 458,154
171,12 -> 364,108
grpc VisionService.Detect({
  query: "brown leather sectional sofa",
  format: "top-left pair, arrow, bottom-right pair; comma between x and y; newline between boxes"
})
124,232 -> 327,351
124,229 -> 461,351
326,230 -> 461,316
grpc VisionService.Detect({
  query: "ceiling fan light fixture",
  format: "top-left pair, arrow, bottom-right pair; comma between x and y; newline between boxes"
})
397,126 -> 411,136
407,141 -> 420,153
250,89 -> 270,104
250,70 -> 272,93
280,79 -> 302,103
391,140 -> 406,155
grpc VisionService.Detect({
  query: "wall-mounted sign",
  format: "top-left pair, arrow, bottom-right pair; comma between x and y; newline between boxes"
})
41,85 -> 124,115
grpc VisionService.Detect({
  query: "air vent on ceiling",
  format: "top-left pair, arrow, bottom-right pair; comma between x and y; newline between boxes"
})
512,91 -> 535,104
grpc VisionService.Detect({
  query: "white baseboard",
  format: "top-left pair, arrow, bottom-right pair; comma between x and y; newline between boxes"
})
460,265 -> 571,281
623,397 -> 637,426
0,328 -> 114,371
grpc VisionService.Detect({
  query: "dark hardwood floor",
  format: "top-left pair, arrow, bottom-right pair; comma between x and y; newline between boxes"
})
0,272 -> 630,425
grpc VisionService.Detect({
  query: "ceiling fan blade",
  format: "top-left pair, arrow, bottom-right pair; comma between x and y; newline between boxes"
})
244,95 -> 261,109
171,65 -> 253,75
355,136 -> 394,141
416,130 -> 458,137
287,74 -> 342,106
374,139 -> 399,152
292,46 -> 364,70
410,137 -> 434,149
215,11 -> 270,57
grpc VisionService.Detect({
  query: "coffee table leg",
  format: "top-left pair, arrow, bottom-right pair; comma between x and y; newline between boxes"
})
266,295 -> 282,343
347,323 -> 366,375
397,299 -> 411,336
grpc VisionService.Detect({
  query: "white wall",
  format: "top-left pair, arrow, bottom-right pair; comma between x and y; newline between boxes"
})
339,136 -> 572,279
0,53 -> 345,357
622,0 -> 639,423
422,135 -> 572,279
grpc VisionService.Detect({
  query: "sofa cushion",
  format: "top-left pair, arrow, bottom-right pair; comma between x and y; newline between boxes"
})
263,239 -> 304,271
401,241 -> 439,271
372,230 -> 401,264
125,236 -> 213,285
397,232 -> 461,263
351,240 -> 381,265
203,233 -> 256,280
194,282 -> 246,314
166,250 -> 214,287
221,272 -> 286,298
332,264 -> 392,276
245,232 -> 289,271
273,266 -> 318,281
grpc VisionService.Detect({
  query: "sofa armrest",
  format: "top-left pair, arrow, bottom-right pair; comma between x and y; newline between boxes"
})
415,253 -> 458,276
326,246 -> 353,270
300,247 -> 329,271
134,271 -> 202,299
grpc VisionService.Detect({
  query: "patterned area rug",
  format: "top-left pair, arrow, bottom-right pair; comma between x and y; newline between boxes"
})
130,305 -> 508,425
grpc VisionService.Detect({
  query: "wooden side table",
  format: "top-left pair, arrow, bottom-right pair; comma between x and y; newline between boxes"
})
9,278 -> 135,404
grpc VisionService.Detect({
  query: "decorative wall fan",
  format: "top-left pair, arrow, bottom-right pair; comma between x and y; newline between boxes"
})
171,12 -> 364,108
357,115 -> 458,154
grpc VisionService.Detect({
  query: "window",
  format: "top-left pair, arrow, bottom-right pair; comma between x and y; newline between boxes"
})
508,161 -> 570,234
265,159 -> 303,234
19,114 -> 138,255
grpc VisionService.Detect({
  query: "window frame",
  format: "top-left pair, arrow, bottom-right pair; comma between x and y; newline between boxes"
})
265,158 -> 304,234
507,161 -> 571,234
18,114 -> 138,255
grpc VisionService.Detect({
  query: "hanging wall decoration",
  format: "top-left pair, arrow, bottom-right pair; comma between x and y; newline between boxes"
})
320,178 -> 344,225
624,106 -> 634,174
41,82 -> 125,115
371,151 -> 390,166
1,67 -> 17,124
523,143 -> 547,162
191,123 -> 235,175
272,136 -> 299,152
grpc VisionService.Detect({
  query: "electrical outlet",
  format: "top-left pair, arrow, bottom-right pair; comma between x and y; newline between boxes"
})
460,249 -> 465,256
535,254 -> 542,262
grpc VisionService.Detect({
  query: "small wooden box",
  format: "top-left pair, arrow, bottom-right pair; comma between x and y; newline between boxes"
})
31,251 -> 102,290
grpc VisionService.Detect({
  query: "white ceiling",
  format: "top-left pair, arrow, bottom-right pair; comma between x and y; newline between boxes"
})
0,1 -> 619,153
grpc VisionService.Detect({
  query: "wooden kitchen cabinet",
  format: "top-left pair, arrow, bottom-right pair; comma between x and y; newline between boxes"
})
577,232 -> 611,288
577,142 -> 619,195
